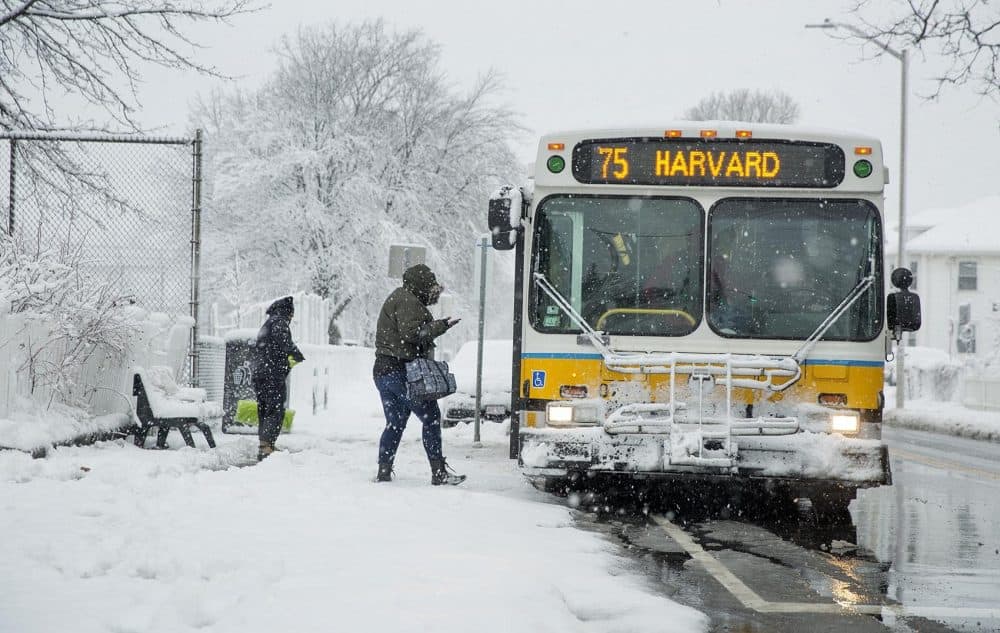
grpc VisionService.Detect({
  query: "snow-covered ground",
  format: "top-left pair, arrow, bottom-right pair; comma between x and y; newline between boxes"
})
0,378 -> 707,633
3,345 -> 999,633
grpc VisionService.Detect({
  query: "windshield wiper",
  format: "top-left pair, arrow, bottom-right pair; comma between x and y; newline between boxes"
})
792,255 -> 876,363
532,273 -> 612,355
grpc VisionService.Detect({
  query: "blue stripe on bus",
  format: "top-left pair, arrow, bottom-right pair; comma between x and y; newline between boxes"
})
801,359 -> 884,367
520,353 -> 883,367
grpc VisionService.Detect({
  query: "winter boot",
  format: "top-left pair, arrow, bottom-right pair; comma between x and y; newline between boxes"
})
376,461 -> 394,483
257,440 -> 275,462
430,458 -> 466,486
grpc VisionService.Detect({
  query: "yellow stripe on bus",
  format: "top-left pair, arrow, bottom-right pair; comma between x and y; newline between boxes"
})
519,359 -> 883,426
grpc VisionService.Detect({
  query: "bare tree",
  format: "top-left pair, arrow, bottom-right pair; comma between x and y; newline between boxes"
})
683,89 -> 801,123
0,0 -> 258,132
850,0 -> 1000,100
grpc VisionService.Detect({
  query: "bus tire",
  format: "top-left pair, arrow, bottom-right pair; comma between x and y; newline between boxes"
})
809,487 -> 856,525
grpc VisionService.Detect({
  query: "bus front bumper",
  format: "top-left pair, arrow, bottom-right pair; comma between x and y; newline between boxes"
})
519,426 -> 891,489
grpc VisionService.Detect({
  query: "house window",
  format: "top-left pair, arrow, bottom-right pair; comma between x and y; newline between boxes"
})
958,261 -> 977,290
909,260 -> 917,290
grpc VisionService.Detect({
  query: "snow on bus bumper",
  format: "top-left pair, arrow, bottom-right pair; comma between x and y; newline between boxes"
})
518,427 -> 891,487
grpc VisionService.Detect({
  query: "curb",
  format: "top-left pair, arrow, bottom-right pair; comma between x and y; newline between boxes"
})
884,416 -> 1000,444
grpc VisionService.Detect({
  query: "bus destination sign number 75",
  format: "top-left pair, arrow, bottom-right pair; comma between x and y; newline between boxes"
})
570,138 -> 846,188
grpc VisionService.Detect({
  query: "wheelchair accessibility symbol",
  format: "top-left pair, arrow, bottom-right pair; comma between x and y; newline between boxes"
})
531,370 -> 546,388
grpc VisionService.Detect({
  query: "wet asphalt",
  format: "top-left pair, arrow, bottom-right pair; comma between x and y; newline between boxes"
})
568,426 -> 1000,632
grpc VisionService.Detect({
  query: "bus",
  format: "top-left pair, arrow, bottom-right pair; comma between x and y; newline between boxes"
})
487,123 -> 921,521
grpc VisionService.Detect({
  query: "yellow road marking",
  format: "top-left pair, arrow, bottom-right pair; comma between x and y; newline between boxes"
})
890,446 -> 1000,480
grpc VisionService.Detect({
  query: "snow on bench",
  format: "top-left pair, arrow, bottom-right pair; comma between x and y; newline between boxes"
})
131,366 -> 221,449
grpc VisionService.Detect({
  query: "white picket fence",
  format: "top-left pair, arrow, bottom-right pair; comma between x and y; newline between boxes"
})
287,343 -> 374,417
0,306 -> 194,420
212,292 -> 333,345
0,302 -> 17,418
963,376 -> 1000,411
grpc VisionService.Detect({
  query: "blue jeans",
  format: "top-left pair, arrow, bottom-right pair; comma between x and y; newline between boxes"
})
375,371 -> 443,465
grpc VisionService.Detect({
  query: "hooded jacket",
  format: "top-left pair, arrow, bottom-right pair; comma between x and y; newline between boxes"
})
374,265 -> 450,369
252,296 -> 305,382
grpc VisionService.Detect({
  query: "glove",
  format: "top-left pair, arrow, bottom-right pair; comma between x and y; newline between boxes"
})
288,355 -> 300,369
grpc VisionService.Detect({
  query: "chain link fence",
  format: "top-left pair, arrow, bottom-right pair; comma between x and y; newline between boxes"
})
1,131 -> 202,381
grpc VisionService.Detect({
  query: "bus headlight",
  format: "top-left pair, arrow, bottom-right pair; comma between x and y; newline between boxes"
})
831,413 -> 860,434
548,405 -> 574,424
546,401 -> 604,427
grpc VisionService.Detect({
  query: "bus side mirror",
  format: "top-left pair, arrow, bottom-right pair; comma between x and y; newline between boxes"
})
886,267 -> 921,341
488,185 -> 523,251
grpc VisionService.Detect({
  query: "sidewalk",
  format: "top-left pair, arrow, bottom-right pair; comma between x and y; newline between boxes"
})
0,384 -> 707,633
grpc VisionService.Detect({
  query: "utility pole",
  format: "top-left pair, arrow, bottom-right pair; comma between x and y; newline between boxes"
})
473,235 -> 490,446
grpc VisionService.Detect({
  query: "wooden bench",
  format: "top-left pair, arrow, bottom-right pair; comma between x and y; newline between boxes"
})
132,371 -> 217,449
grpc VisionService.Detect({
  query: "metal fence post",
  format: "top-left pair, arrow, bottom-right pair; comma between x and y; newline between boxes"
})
190,129 -> 203,386
6,139 -> 14,236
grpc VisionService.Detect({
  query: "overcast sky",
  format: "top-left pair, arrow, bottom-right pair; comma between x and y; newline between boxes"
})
135,0 -> 999,229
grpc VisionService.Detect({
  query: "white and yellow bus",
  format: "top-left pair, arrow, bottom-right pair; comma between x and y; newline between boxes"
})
487,123 -> 920,520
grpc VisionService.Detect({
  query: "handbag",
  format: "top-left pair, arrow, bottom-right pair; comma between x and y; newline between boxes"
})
405,357 -> 457,401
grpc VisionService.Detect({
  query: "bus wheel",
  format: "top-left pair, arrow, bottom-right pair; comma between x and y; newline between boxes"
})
808,488 -> 856,526
530,477 -> 569,496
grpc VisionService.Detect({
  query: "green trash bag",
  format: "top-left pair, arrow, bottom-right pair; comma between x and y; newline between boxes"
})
235,400 -> 295,431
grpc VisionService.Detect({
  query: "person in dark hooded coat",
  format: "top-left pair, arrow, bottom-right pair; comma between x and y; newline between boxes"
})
252,296 -> 305,461
373,264 -> 465,485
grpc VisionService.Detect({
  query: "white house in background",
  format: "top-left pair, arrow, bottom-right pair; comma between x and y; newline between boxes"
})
885,195 -> 1000,367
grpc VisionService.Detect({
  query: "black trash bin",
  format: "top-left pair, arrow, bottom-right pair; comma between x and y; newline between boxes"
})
222,332 -> 258,434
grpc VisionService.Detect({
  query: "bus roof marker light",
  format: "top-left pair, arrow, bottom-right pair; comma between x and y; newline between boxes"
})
547,155 -> 566,174
735,130 -> 752,138
700,129 -> 717,138
547,142 -> 565,151
854,146 -> 873,155
853,159 -> 873,178
664,130 -> 682,138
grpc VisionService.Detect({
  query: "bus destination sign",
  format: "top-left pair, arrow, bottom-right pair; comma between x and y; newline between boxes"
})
571,138 -> 845,187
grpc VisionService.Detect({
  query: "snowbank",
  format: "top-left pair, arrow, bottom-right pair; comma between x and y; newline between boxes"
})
885,388 -> 1000,442
0,399 -> 130,453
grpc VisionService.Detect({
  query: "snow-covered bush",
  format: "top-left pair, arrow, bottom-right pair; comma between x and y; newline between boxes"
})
0,233 -> 140,409
899,346 -> 964,402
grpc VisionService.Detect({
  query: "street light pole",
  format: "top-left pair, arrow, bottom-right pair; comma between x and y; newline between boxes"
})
805,18 -> 909,408
897,47 -> 908,409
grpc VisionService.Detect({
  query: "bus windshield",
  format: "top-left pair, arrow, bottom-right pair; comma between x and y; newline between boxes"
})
707,198 -> 882,341
532,195 -> 704,336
